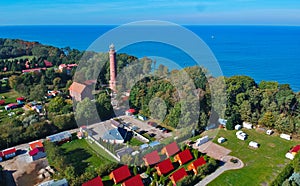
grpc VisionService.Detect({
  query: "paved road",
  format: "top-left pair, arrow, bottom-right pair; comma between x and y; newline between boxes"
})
196,155 -> 244,186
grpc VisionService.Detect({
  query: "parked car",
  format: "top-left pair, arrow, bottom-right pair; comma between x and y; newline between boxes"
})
156,125 -> 163,129
149,133 -> 156,137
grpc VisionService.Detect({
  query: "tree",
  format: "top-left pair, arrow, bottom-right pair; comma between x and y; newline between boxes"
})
48,96 -> 66,114
259,111 -> 276,128
226,113 -> 241,130
75,98 -> 97,126
30,84 -> 47,101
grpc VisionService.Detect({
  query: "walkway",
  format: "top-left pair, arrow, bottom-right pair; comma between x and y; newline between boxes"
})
195,156 -> 244,186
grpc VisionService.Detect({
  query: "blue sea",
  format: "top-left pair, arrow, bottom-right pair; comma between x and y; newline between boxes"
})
0,25 -> 299,92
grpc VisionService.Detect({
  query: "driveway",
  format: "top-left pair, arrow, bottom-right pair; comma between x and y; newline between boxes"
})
196,155 -> 244,186
193,142 -> 244,186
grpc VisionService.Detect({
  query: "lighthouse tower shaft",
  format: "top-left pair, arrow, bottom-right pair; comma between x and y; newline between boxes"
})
109,44 -> 117,92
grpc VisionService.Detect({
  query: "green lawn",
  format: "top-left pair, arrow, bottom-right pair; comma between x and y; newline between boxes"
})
0,89 -> 23,124
7,55 -> 36,61
209,129 -> 298,186
128,137 -> 144,146
60,138 -> 116,175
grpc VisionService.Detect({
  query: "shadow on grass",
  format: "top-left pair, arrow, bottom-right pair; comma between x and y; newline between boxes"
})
103,179 -> 115,186
63,148 -> 92,175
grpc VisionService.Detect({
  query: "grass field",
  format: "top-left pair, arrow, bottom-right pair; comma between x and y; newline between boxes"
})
7,55 -> 36,61
60,138 -> 116,174
0,89 -> 23,124
209,129 -> 298,186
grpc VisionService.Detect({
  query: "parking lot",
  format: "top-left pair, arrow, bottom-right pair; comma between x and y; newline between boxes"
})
119,115 -> 172,141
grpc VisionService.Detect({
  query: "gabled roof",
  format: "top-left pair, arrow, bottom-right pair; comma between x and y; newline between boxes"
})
155,158 -> 174,175
126,109 -> 136,113
44,60 -> 53,67
162,142 -> 180,157
2,147 -> 16,155
29,147 -> 45,156
170,167 -> 188,184
16,97 -> 25,101
82,176 -> 103,186
174,149 -> 193,165
29,140 -> 43,150
190,156 -> 206,170
122,174 -> 144,186
110,165 -> 131,184
69,82 -> 88,94
143,150 -> 160,166
291,145 -> 300,153
102,127 -> 127,141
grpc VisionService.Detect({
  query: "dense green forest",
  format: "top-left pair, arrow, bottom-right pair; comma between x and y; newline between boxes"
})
0,38 -> 299,151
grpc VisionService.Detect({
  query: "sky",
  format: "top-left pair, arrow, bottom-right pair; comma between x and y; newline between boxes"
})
0,0 -> 300,25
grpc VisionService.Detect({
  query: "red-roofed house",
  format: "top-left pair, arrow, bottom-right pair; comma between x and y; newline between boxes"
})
161,142 -> 180,158
125,109 -> 136,116
174,149 -> 193,166
143,150 -> 160,166
29,147 -> 46,161
0,151 -> 3,162
122,174 -> 144,186
69,82 -> 92,101
2,147 -> 16,159
155,158 -> 174,176
59,64 -> 77,74
109,165 -> 131,184
187,156 -> 207,174
82,176 -> 103,186
44,60 -> 53,67
29,140 -> 43,150
22,68 -> 46,73
170,167 -> 188,185
16,97 -> 25,103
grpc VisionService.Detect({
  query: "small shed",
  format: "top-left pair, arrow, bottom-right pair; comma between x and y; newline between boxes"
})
125,109 -> 136,116
249,141 -> 259,148
218,137 -> 226,144
235,124 -> 242,130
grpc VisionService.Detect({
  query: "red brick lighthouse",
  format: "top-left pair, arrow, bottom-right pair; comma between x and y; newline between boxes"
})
109,44 -> 117,92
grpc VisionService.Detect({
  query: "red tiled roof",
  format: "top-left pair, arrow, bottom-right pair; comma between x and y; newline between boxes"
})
82,176 -> 103,186
175,149 -> 193,165
44,60 -> 53,67
127,109 -> 136,113
22,68 -> 46,73
69,82 -> 87,94
291,145 -> 300,153
2,147 -> 16,156
29,140 -> 43,150
143,150 -> 160,166
155,158 -> 174,175
170,167 -> 188,184
29,147 -> 44,156
122,174 -> 144,186
110,165 -> 131,184
163,142 -> 180,157
16,97 -> 25,101
191,157 -> 206,169
0,100 -> 5,104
